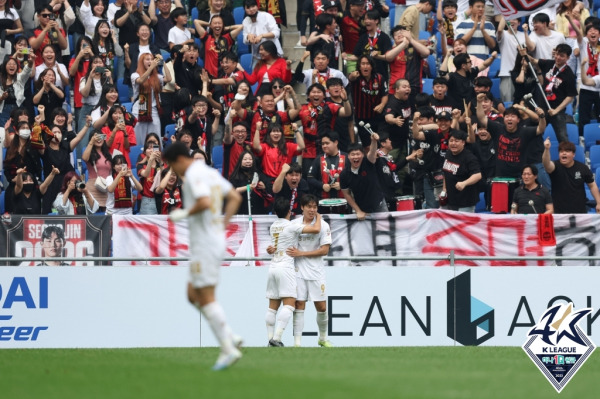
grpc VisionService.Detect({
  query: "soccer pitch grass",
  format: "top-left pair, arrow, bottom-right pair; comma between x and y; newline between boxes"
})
2,347 -> 597,399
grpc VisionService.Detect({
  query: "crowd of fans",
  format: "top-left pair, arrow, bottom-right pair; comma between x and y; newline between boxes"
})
2,0 -> 600,217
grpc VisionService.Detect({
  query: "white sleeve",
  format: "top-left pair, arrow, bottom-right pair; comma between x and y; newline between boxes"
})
168,28 -> 176,44
80,2 -> 94,34
266,15 -> 280,40
319,221 -> 332,246
84,193 -> 100,214
593,75 -> 600,89
54,193 -> 72,215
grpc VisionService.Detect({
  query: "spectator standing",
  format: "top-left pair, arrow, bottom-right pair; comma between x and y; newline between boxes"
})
242,0 -> 283,65
454,0 -> 496,60
542,138 -> 600,213
524,13 -> 566,60
149,0 -> 183,51
28,5 -> 68,67
398,0 -> 435,41
106,154 -> 143,215
82,130 -> 113,211
351,10 -> 392,83
496,17 -> 525,103
54,171 -> 100,215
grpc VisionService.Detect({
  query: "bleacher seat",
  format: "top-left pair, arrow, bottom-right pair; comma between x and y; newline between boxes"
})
427,54 -> 436,77
422,78 -> 433,95
590,145 -> 600,170
565,102 -> 573,115
240,53 -> 253,73
418,30 -> 430,41
583,123 -> 600,151
487,57 -> 500,78
544,125 -> 558,142
233,7 -> 245,24
164,124 -> 177,143
129,145 -> 144,166
116,78 -> 130,104
575,144 -> 585,164
122,102 -> 133,113
504,101 -> 513,108
596,166 -> 600,187
237,34 -> 249,55
0,191 -> 5,213
475,192 -> 487,213
490,78 -> 501,100
212,145 -> 224,171
191,7 -> 198,21
68,35 -> 74,55
566,123 -> 579,144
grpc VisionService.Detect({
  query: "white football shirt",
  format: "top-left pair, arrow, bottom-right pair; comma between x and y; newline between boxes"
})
291,216 -> 332,281
269,219 -> 306,269
183,160 -> 233,261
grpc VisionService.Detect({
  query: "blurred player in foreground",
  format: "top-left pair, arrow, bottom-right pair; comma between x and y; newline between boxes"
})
164,142 -> 243,371
265,198 -> 322,347
288,194 -> 333,347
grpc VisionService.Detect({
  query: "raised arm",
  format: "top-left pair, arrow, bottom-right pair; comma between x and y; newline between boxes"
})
542,138 -> 556,174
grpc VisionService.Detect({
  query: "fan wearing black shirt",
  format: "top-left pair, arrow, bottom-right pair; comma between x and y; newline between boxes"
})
350,10 -> 392,84
174,43 -> 204,95
542,139 -> 600,214
441,130 -> 481,212
429,77 -> 459,116
272,163 -> 310,216
526,44 -> 578,144
383,78 -> 413,159
340,134 -> 387,219
12,167 -> 60,215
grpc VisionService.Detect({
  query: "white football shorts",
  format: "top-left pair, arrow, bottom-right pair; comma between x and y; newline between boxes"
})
296,277 -> 327,302
189,255 -> 220,288
266,267 -> 297,299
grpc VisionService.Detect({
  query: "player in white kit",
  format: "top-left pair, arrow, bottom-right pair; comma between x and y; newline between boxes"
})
164,142 -> 243,371
287,194 -> 333,347
266,197 -> 322,347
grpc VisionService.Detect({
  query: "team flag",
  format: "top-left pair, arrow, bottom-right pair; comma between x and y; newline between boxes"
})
492,0 -> 563,20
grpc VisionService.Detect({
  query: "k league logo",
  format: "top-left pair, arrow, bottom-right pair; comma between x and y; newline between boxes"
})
446,270 -> 494,346
523,303 -> 596,393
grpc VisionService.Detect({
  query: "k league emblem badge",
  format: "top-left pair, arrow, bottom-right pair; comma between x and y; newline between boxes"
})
522,303 -> 595,392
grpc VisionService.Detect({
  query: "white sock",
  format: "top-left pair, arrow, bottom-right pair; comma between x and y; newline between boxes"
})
273,305 -> 294,341
201,302 -> 235,354
293,310 -> 305,346
317,311 -> 328,341
265,308 -> 277,340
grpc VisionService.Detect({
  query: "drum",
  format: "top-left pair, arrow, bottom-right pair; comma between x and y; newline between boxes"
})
491,178 -> 517,213
396,196 -> 416,211
318,199 -> 349,214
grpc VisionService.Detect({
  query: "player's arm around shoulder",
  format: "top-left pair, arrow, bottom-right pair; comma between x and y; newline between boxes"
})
302,213 -> 322,235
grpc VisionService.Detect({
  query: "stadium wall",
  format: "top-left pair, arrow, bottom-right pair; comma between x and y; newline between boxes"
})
1,267 -> 599,348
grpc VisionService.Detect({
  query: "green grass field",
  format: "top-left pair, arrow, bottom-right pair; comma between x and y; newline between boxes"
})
1,347 -> 597,399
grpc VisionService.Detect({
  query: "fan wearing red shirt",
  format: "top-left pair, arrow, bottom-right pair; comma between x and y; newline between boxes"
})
289,83 -> 352,176
385,26 -> 430,95
244,40 -> 292,95
340,0 -> 366,73
193,15 -> 243,78
233,92 -> 293,142
29,5 -> 68,67
210,52 -> 247,113
252,121 -> 305,179
102,106 -> 137,167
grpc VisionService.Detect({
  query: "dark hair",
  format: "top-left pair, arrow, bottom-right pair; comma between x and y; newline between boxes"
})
364,10 -> 380,22
270,78 -> 285,92
93,84 -> 119,112
357,55 -> 376,76
171,7 -> 187,23
504,106 -> 522,118
229,149 -> 259,181
555,43 -> 572,57
1,57 -> 19,88
92,20 -> 115,58
347,142 -> 364,154
585,23 -> 600,35
173,88 -> 192,114
286,163 -> 302,175
191,149 -> 210,165
442,0 -> 458,9
474,76 -> 492,88
558,141 -> 576,153
306,83 -> 326,96
83,55 -> 107,97
106,105 -> 126,130
232,121 -> 249,132
10,107 -> 30,126
60,171 -> 82,194
258,41 -> 279,60
415,93 -> 430,108
41,225 -> 65,241
192,95 -> 209,106
316,13 -> 335,32
420,0 -> 435,5
449,130 -> 467,141
221,51 -> 238,63
532,13 -> 550,25
264,123 -> 287,155
313,50 -> 330,60
326,77 -> 343,88
244,0 -> 258,7
416,105 -> 436,119
87,129 -> 113,167
74,36 -> 97,73
111,154 -> 127,176
274,197 -> 291,218
522,164 -> 538,176
433,77 -> 448,86
170,44 -> 183,60
89,0 -> 106,17
453,53 -> 470,69
321,130 -> 340,143
468,0 -> 484,5
391,25 -> 405,36
35,68 -> 57,91
300,194 -> 319,207
144,133 -> 162,152
164,141 -> 192,163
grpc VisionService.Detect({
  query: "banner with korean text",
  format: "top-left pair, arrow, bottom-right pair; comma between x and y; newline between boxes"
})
112,211 -> 600,267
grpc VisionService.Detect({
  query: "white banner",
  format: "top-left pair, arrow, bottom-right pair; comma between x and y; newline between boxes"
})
1,267 -> 599,348
113,212 -> 600,267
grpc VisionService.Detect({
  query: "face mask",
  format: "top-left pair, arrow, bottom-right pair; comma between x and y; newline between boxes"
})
241,165 -> 252,171
22,183 -> 35,193
19,129 -> 31,139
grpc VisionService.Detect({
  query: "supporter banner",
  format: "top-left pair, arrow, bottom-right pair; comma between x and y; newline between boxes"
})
2,267 -> 599,348
492,0 -> 563,20
0,216 -> 111,266
113,212 -> 600,267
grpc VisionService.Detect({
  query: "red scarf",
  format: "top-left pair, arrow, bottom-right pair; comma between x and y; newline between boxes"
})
314,0 -> 324,16
320,154 -> 345,199
114,175 -> 132,208
587,42 -> 599,77
368,29 -> 381,50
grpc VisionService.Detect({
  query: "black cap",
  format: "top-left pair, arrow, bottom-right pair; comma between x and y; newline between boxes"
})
436,111 -> 452,121
324,0 -> 338,9
350,0 -> 365,5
